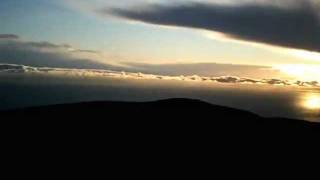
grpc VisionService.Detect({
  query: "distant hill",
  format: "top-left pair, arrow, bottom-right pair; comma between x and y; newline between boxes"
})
1,98 -> 319,135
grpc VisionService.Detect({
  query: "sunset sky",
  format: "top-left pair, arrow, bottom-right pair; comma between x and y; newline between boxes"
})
1,0 -> 320,80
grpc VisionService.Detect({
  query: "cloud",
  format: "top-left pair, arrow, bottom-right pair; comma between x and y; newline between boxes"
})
1,34 -> 318,83
0,34 -> 19,39
0,33 -> 291,79
104,0 -> 320,52
0,34 -> 119,70
72,49 -> 100,53
124,62 -> 286,79
1,63 -> 318,88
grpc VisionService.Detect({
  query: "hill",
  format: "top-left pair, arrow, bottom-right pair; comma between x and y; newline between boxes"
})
1,98 -> 319,135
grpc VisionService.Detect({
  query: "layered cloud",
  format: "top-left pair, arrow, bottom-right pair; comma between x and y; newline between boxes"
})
1,63 -> 318,88
0,34 -> 291,79
124,62 -> 286,79
95,0 -> 320,52
1,34 -> 318,83
0,34 -> 119,70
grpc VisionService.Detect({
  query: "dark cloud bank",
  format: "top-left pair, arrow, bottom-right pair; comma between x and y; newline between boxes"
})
0,34 -> 19,39
0,34 -> 118,70
107,1 -> 320,52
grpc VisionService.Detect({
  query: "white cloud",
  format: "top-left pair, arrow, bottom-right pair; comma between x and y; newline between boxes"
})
1,63 -> 318,88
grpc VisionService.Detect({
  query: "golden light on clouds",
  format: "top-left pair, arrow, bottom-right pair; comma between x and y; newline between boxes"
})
289,49 -> 320,62
201,30 -> 320,64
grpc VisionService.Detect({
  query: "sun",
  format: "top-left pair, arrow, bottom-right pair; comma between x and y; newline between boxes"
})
274,64 -> 320,81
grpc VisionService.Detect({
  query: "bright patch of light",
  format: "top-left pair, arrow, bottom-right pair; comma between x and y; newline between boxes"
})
289,49 -> 320,62
303,94 -> 320,110
274,64 -> 320,81
201,30 -> 320,65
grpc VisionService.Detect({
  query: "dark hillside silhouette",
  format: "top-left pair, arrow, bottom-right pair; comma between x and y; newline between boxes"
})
2,99 -> 319,135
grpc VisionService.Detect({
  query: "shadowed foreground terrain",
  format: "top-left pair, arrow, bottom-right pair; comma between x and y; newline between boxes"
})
1,98 -> 319,171
2,99 -> 319,135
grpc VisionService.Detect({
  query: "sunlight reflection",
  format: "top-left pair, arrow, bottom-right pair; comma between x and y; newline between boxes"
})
302,93 -> 320,110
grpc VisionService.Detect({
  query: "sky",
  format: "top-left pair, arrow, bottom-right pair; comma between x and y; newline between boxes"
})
1,0 -> 320,80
